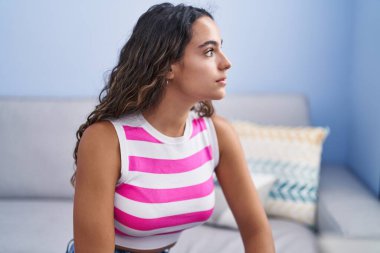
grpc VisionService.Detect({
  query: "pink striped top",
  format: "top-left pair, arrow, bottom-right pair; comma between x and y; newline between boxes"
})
108,111 -> 219,250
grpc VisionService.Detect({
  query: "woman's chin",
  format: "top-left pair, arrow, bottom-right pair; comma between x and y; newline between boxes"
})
212,90 -> 227,100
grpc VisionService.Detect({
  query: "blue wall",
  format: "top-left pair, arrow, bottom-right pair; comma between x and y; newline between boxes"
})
0,1 -> 153,96
212,0 -> 352,167
1,1 -> 378,195
347,0 -> 380,197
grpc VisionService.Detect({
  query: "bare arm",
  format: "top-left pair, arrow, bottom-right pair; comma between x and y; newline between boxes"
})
73,121 -> 120,253
212,115 -> 275,253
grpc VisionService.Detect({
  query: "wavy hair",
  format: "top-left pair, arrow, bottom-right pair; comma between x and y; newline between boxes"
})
71,3 -> 215,186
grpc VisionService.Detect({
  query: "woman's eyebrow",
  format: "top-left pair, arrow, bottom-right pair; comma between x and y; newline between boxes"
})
198,39 -> 223,48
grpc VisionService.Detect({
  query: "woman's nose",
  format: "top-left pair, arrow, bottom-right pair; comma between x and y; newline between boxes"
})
219,52 -> 232,70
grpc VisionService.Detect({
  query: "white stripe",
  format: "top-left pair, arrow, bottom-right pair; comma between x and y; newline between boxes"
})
125,131 -> 210,159
203,117 -> 220,168
108,120 -> 130,186
115,190 -> 215,219
125,160 -> 214,188
115,220 -> 205,237
115,231 -> 180,250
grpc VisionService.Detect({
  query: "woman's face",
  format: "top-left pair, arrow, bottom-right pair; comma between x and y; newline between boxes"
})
169,16 -> 232,103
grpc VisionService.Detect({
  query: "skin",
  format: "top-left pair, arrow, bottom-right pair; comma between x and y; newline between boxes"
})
73,16 -> 275,253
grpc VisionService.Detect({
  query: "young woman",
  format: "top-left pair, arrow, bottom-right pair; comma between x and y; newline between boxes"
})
68,3 -> 275,253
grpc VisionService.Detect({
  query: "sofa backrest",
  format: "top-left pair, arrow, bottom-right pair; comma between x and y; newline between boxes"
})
213,93 -> 310,126
0,97 -> 97,199
0,94 -> 310,199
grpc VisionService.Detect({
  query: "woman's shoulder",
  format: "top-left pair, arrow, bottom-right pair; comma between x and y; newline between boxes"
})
82,121 -> 118,144
210,114 -> 234,134
77,121 -> 120,185
79,121 -> 119,164
209,114 -> 239,152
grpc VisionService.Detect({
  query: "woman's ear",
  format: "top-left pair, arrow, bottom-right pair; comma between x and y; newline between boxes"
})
166,68 -> 175,80
166,62 -> 180,80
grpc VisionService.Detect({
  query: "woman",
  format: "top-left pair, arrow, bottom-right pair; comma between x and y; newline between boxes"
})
68,2 -> 275,253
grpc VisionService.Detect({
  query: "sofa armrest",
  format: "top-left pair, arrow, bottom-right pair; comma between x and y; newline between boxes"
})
317,165 -> 380,238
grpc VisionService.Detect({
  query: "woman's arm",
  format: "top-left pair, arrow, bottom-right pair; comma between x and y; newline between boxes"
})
73,121 -> 120,253
212,114 -> 275,253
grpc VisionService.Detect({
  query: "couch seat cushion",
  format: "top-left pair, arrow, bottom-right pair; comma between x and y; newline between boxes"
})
171,218 -> 318,253
0,198 -> 73,253
0,199 -> 318,253
318,165 -> 380,238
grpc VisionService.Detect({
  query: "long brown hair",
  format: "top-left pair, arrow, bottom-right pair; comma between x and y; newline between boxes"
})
71,3 -> 215,186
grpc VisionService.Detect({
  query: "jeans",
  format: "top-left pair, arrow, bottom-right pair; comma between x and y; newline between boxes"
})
66,239 -> 170,253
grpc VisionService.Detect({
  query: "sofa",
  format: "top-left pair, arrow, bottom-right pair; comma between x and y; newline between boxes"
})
0,93 -> 379,253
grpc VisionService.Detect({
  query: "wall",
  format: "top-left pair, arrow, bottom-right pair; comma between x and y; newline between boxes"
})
348,0 -> 380,197
0,0 -> 355,166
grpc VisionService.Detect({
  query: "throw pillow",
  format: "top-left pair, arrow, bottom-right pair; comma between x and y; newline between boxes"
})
232,121 -> 329,226
208,173 -> 277,229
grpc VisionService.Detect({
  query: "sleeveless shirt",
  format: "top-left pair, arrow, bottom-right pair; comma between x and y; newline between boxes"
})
108,110 -> 219,250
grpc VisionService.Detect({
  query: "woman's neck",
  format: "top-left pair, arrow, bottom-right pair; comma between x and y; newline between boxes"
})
141,104 -> 192,138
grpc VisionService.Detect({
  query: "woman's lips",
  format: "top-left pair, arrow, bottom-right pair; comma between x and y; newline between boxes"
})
216,78 -> 227,86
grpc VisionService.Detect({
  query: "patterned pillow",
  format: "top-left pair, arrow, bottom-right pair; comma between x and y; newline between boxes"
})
232,121 -> 329,226
208,173 -> 277,229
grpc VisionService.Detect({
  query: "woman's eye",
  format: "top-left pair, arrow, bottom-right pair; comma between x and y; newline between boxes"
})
205,49 -> 214,57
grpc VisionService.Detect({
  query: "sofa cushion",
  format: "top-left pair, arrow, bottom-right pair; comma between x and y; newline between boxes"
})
0,98 -> 96,198
232,121 -> 329,226
213,93 -> 310,126
0,198 -> 319,253
317,165 -> 380,238
208,173 -> 276,229
0,94 -> 310,199
0,198 -> 73,253
171,218 -> 319,253
319,234 -> 380,253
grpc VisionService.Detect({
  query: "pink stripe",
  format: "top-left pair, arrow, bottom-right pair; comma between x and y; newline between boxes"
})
114,208 -> 214,231
123,125 -> 162,143
190,117 -> 207,138
116,175 -> 214,203
115,227 -> 183,237
129,145 -> 212,173
115,227 -> 127,236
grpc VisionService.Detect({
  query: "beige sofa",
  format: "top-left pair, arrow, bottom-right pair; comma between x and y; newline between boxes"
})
0,94 -> 379,253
